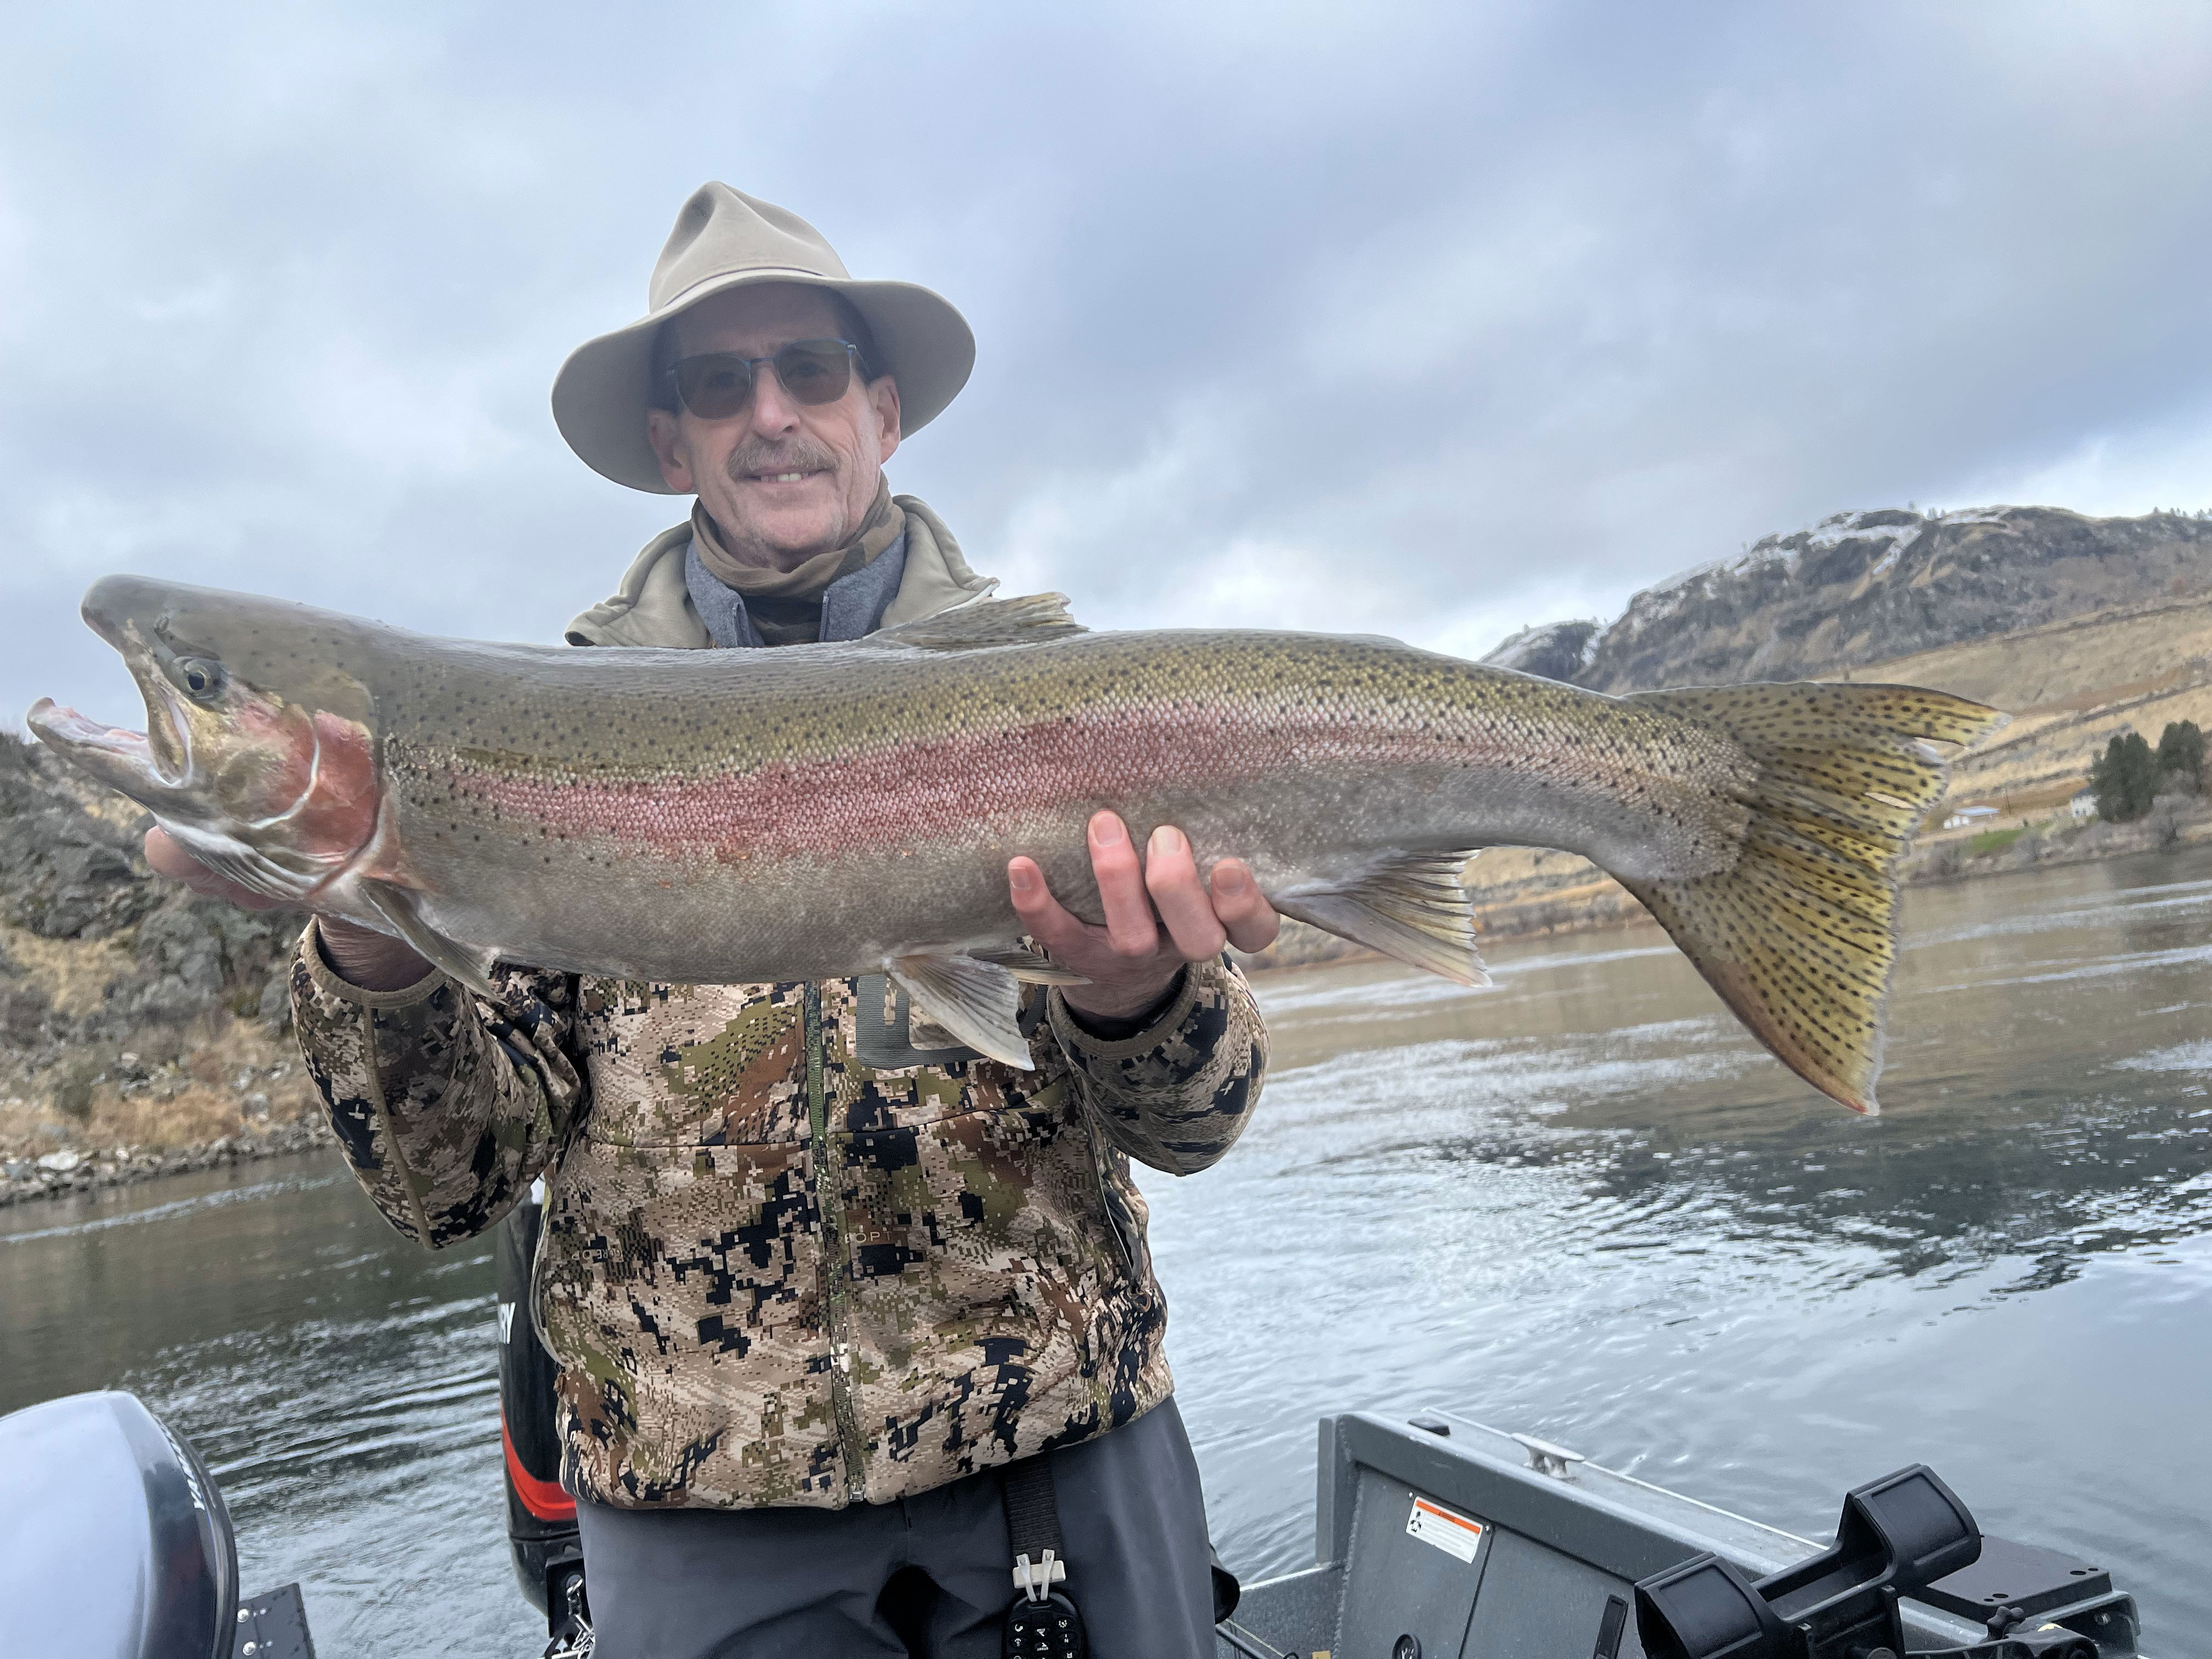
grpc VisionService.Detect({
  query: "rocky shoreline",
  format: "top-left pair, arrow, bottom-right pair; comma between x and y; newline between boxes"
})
1,730 -> 329,1211
1,1114 -> 332,1211
1900,793 -> 2212,884
11,796 -> 2207,1210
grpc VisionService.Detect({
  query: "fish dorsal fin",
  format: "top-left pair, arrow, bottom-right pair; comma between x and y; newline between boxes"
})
866,594 -> 1085,652
358,879 -> 501,997
888,952 -> 1035,1068
1270,850 -> 1488,986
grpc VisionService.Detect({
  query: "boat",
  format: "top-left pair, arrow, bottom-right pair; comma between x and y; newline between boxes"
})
1212,1410 -> 2134,1658
0,1188 -> 2147,1657
490,1193 -> 2142,1659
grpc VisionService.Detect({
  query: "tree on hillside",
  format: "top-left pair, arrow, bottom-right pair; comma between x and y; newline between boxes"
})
2090,731 -> 2160,822
2157,720 -> 2205,795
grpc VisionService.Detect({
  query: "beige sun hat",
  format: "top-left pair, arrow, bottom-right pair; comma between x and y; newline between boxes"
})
551,183 -> 976,494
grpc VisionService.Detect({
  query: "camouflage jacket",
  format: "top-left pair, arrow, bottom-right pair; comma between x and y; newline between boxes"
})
287,504 -> 1268,1509
290,897 -> 1267,1512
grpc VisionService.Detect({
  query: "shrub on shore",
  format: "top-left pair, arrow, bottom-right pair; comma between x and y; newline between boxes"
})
2092,732 -> 2160,822
2158,719 -> 2204,795
2091,720 -> 2204,822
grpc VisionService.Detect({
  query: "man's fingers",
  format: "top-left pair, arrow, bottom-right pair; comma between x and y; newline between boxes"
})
1210,858 -> 1281,955
1145,826 -> 1227,960
144,826 -> 210,884
1088,811 -> 1159,957
1007,856 -> 1087,957
144,826 -> 282,910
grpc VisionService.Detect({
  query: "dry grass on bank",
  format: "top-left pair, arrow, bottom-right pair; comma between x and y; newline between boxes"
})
0,1011 -> 318,1161
0,923 -> 136,1020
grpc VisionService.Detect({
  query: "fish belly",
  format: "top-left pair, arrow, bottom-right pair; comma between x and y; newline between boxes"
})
382,769 -> 1425,985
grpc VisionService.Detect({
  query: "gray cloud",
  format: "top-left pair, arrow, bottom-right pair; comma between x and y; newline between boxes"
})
5,0 -> 2210,730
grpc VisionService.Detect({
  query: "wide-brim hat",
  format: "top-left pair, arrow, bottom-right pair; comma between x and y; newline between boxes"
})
552,183 -> 975,494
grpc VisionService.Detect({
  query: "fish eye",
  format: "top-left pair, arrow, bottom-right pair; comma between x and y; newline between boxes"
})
176,657 -> 225,700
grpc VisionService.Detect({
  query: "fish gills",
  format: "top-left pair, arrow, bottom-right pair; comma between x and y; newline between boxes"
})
1616,681 -> 2006,1115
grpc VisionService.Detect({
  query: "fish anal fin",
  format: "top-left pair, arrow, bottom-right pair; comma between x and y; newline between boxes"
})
888,953 -> 1034,1068
359,879 -> 500,998
1271,850 -> 1487,986
866,594 -> 1084,652
972,944 -> 1090,985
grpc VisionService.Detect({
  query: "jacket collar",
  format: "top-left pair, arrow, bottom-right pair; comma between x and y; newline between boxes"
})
684,529 -> 910,648
562,493 -> 994,648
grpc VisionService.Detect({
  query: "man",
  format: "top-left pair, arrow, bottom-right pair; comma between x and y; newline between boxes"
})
148,183 -> 1279,1657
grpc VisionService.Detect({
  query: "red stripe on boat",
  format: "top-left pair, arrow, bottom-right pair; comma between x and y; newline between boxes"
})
502,1409 -> 575,1521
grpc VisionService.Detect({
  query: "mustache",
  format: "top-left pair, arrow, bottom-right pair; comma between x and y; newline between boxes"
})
725,439 -> 839,482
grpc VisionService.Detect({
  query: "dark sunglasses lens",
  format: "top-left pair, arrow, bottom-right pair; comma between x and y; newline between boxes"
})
674,355 -> 755,419
772,341 -> 854,405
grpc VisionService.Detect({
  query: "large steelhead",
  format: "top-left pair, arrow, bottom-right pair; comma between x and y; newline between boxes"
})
29,576 -> 2002,1111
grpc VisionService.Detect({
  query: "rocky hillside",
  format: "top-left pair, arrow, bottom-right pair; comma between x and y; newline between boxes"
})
1488,506 -> 2212,694
1395,503 -> 2212,957
1479,503 -> 2212,812
0,733 -> 324,1201
1858,590 -> 2212,806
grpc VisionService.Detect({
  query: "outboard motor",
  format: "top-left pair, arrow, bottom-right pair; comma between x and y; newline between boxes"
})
0,1389 -> 313,1657
498,1181 -> 591,1652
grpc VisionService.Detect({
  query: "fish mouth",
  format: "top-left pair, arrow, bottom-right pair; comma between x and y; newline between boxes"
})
34,587 -> 204,798
25,697 -> 148,755
25,670 -> 194,802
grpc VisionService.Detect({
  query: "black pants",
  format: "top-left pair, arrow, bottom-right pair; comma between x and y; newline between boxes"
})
575,1397 -> 1219,1658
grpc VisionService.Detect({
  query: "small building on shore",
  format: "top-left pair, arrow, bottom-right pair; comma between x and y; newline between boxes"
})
2070,791 -> 2098,820
1943,804 -> 2000,831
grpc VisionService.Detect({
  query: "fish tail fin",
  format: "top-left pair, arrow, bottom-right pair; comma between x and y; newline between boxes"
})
1618,681 -> 2007,1115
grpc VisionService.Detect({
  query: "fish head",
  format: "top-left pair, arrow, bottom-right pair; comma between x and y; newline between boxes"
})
27,575 -> 385,904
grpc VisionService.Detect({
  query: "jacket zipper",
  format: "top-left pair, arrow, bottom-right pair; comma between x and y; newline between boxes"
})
526,1175 -> 556,1359
1087,1117 -> 1137,1273
806,983 -> 868,1498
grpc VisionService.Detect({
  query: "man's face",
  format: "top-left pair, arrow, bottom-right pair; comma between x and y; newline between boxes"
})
645,284 -> 901,572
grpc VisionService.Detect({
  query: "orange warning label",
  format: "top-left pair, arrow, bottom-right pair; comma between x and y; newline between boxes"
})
1406,1495 -> 1485,1563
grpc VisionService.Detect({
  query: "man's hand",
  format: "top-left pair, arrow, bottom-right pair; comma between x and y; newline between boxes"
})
144,826 -> 287,911
142,827 -> 432,991
1008,811 -> 1280,1022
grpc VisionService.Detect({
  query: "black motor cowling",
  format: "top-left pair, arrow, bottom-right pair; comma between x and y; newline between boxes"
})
497,1183 -> 585,1623
0,1390 -> 239,1659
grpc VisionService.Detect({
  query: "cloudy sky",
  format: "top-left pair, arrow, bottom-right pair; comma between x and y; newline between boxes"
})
5,1 -> 2210,730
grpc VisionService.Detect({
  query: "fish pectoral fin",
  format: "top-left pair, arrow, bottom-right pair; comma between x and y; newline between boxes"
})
888,953 -> 1035,1068
865,594 -> 1085,652
972,944 -> 1091,985
1271,850 -> 1488,986
358,880 -> 500,998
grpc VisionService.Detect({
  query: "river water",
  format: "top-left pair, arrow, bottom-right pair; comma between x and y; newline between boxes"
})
4,849 -> 2209,1654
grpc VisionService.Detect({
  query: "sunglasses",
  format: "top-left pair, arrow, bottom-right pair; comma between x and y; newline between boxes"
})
663,338 -> 863,420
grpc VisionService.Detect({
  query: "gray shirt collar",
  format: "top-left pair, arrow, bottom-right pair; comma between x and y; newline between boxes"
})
684,529 -> 909,650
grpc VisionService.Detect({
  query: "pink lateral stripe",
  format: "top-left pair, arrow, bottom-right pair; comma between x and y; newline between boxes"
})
424,704 -> 1462,862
